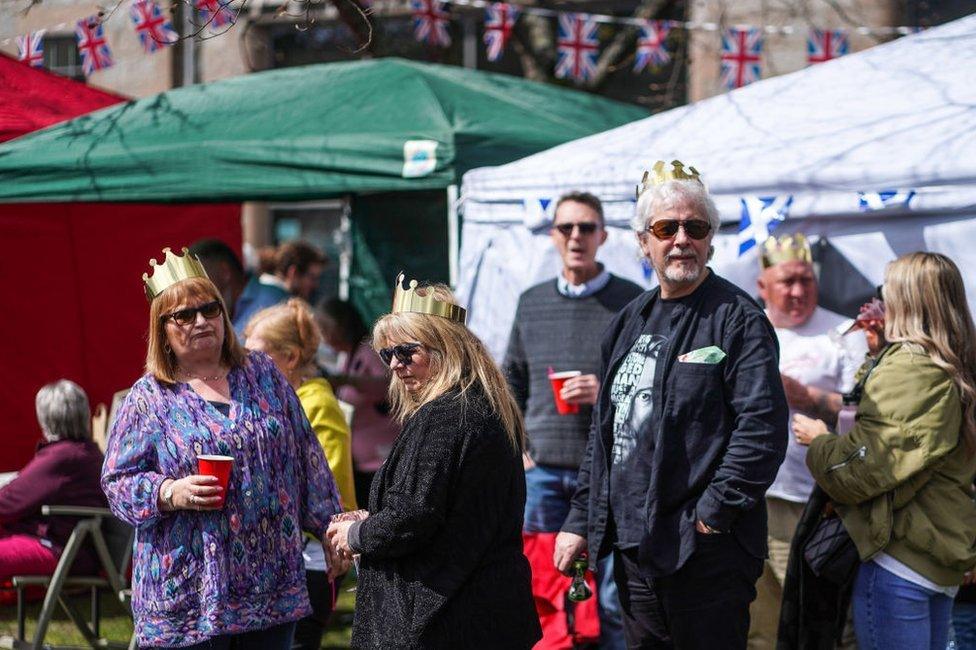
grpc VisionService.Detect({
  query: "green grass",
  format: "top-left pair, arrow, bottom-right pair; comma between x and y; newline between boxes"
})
0,580 -> 356,648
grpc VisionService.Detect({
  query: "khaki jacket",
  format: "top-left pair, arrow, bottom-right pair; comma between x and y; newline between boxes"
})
806,343 -> 976,586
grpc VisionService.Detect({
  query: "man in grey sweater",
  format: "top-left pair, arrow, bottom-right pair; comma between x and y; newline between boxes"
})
503,191 -> 642,649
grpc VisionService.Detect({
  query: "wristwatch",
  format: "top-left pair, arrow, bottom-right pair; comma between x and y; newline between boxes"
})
162,481 -> 176,510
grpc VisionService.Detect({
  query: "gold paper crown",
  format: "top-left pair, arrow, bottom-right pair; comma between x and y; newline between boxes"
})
759,233 -> 813,269
391,273 -> 467,324
142,247 -> 210,301
636,160 -> 703,199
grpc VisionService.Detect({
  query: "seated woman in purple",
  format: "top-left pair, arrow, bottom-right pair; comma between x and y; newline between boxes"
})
0,380 -> 106,580
101,248 -> 344,650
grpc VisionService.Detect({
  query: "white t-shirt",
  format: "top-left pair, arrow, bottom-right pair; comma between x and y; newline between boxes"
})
766,307 -> 868,503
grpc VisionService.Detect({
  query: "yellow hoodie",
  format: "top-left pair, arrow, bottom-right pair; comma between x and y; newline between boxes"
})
296,377 -> 358,511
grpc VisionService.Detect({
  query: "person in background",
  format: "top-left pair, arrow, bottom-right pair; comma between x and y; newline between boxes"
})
748,233 -> 866,649
318,298 -> 400,504
235,241 -> 328,332
327,278 -> 541,648
555,161 -> 788,648
189,239 -> 247,325
797,252 -> 976,650
504,191 -> 640,648
244,298 -> 357,650
102,247 -> 343,649
0,380 -> 106,581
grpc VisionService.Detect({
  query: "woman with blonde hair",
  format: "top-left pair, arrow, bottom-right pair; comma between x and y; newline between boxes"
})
244,298 -> 356,649
327,277 -> 541,648
795,252 -> 976,650
102,248 -> 342,649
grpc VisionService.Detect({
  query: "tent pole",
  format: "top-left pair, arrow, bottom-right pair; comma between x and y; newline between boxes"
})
447,185 -> 459,288
339,197 -> 352,301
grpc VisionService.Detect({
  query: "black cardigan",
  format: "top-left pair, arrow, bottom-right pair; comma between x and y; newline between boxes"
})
349,387 -> 541,649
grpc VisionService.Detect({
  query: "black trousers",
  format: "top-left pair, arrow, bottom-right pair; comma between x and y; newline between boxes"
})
292,570 -> 343,650
613,534 -> 762,650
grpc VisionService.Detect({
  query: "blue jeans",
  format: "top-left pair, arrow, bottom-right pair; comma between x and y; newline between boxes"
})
853,561 -> 953,650
154,620 -> 296,649
525,463 -> 626,648
951,601 -> 976,649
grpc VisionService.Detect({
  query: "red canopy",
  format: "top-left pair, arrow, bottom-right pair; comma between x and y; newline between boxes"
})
0,55 -> 242,470
0,52 -> 124,143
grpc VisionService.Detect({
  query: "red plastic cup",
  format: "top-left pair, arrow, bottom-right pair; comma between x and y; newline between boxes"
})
549,371 -> 582,415
197,455 -> 233,507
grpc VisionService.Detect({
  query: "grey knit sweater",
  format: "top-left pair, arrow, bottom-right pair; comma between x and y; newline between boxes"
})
502,275 -> 644,468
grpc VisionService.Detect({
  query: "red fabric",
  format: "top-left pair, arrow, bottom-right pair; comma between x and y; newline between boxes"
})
0,532 -> 58,580
0,52 -> 124,143
523,532 -> 600,650
0,202 -> 242,471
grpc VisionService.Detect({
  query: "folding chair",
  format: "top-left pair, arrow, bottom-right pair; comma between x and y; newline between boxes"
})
12,506 -> 135,649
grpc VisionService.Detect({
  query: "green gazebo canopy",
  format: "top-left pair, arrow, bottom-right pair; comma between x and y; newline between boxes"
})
0,58 -> 646,202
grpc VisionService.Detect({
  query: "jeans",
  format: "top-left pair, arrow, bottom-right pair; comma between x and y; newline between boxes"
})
852,561 -> 954,650
951,601 -> 976,649
613,535 -> 762,650
525,463 -> 626,648
154,620 -> 297,650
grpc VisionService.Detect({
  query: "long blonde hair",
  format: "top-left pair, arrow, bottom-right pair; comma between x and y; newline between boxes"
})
884,252 -> 976,451
243,298 -> 322,382
372,284 -> 526,451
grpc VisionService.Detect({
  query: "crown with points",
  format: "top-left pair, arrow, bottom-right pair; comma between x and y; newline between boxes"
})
759,233 -> 813,269
392,273 -> 467,324
142,247 -> 210,301
636,160 -> 704,199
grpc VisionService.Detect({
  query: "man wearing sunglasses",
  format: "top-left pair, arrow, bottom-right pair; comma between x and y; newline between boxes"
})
503,191 -> 642,649
556,163 -> 788,649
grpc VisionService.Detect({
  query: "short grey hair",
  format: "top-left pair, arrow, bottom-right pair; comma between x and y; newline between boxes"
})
35,380 -> 91,442
631,180 -> 721,234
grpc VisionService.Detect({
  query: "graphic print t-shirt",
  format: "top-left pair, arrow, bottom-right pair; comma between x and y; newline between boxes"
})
608,298 -> 678,548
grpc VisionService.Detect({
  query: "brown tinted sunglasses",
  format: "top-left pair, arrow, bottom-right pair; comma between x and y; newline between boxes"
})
647,219 -> 712,240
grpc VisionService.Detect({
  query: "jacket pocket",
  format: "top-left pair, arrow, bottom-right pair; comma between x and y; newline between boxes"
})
826,446 -> 867,474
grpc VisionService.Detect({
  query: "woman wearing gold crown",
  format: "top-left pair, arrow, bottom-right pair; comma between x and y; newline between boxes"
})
101,248 -> 344,649
326,276 -> 541,648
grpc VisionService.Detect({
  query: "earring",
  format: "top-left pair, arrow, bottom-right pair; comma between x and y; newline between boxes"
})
163,342 -> 172,355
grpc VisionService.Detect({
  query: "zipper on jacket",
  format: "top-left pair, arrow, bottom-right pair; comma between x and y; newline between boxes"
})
825,445 -> 867,473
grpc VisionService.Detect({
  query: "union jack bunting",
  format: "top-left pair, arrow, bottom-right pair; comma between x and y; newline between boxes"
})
130,0 -> 179,54
195,0 -> 236,32
16,30 -> 45,68
410,0 -> 452,47
634,20 -> 671,72
483,3 -> 519,62
858,189 -> 916,211
720,27 -> 762,90
75,17 -> 114,76
555,13 -> 599,82
738,195 -> 793,256
807,28 -> 849,64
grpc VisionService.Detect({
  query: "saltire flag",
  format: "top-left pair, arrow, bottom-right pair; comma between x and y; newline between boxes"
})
75,17 -> 114,76
720,27 -> 762,89
634,20 -> 670,72
555,13 -> 599,82
807,28 -> 849,64
858,189 -> 916,211
130,0 -> 179,54
16,30 -> 45,68
738,195 -> 793,256
195,0 -> 237,32
483,3 -> 519,62
522,197 -> 556,230
410,0 -> 452,47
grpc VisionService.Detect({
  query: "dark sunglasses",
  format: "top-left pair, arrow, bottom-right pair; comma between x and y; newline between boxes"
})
553,222 -> 600,237
647,219 -> 712,240
875,285 -> 884,300
378,342 -> 422,366
163,301 -> 223,326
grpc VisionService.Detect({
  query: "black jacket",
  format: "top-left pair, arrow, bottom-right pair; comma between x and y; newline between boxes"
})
562,270 -> 788,577
349,388 -> 541,649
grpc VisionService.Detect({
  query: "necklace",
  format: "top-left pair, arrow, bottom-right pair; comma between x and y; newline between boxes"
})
177,367 -> 227,382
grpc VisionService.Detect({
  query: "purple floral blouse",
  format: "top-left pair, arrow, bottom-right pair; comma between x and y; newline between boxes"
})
102,351 -> 341,648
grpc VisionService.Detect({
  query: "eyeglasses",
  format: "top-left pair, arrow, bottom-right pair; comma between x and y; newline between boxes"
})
647,219 -> 712,241
553,222 -> 600,237
163,301 -> 223,326
378,342 -> 422,366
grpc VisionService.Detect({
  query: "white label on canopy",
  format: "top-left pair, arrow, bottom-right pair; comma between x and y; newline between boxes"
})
402,140 -> 439,178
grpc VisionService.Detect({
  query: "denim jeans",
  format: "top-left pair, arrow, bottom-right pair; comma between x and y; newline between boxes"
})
525,463 -> 626,648
951,601 -> 976,649
852,561 -> 954,650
